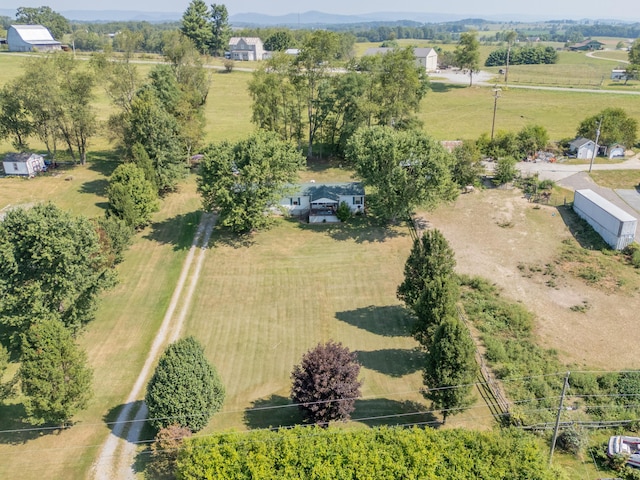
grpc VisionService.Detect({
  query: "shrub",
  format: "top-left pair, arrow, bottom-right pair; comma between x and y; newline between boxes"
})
145,337 -> 225,432
336,201 -> 351,222
557,425 -> 588,455
147,424 -> 192,480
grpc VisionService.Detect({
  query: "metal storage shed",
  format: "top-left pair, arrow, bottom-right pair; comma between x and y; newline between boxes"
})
573,189 -> 637,250
7,25 -> 61,52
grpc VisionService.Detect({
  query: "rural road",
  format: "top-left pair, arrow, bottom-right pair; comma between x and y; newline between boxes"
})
92,212 -> 216,480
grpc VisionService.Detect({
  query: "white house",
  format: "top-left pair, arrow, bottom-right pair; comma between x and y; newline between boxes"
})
7,25 -> 61,52
363,47 -> 439,72
2,153 -> 46,176
611,69 -> 627,81
608,143 -> 625,159
279,182 -> 365,223
228,37 -> 265,61
568,137 -> 596,159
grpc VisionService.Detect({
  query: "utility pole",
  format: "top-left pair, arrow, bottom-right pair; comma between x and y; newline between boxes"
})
588,118 -> 602,173
549,371 -> 570,465
491,87 -> 501,141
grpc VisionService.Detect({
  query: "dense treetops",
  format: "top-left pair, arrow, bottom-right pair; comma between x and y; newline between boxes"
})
0,203 -> 116,335
176,426 -> 566,479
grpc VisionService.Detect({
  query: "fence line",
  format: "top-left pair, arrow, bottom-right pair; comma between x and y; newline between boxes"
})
456,306 -> 511,423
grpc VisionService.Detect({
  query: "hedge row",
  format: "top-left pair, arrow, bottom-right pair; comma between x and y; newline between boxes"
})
176,426 -> 565,479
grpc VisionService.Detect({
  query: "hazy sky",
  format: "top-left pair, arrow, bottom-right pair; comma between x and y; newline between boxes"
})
3,0 -> 639,20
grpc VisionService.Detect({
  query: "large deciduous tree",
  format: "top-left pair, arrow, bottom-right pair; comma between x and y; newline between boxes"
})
423,318 -> 476,424
626,39 -> 640,83
576,107 -> 638,149
345,126 -> 458,222
0,204 -> 115,335
20,319 -> 93,426
455,31 -> 480,86
198,131 -> 304,233
264,30 -> 294,52
145,337 -> 225,432
107,163 -> 159,230
0,83 -> 32,151
397,229 -> 458,348
15,6 -> 70,40
291,341 -> 362,425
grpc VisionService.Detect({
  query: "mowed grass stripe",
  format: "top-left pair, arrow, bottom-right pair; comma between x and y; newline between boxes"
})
185,218 -> 451,432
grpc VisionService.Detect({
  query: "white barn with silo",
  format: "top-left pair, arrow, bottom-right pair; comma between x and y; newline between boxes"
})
573,189 -> 637,250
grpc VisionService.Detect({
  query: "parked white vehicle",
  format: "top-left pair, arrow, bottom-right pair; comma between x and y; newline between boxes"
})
608,435 -> 640,468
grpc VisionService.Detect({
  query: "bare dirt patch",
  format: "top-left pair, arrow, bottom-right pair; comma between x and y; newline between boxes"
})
422,188 -> 640,370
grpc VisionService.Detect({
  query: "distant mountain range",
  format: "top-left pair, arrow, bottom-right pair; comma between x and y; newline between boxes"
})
0,8 -> 635,24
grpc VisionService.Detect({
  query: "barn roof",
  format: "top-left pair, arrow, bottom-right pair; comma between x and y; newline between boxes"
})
3,152 -> 43,163
10,25 -> 59,45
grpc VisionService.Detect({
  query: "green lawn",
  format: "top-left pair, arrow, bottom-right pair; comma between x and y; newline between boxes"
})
0,171 -> 202,479
183,214 -> 492,435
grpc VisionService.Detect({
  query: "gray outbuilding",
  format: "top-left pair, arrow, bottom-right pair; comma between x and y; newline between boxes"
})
573,189 -> 637,250
7,25 -> 61,52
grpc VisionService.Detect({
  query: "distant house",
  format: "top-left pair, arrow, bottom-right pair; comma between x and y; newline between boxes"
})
7,25 -> 61,52
279,182 -> 365,223
228,37 -> 265,61
2,153 -> 46,177
611,69 -> 627,81
363,47 -> 439,72
569,39 -> 605,51
568,137 -> 596,159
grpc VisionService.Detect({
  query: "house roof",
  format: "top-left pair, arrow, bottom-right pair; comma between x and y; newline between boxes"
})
10,25 -> 59,44
3,153 -> 44,163
569,137 -> 595,149
229,37 -> 262,46
294,182 -> 365,202
413,47 -> 436,57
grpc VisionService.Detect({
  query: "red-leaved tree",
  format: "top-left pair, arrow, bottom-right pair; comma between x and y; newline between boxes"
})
290,341 -> 362,425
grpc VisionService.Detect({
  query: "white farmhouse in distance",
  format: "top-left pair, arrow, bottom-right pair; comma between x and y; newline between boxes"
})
228,37 -> 265,61
7,25 -> 61,52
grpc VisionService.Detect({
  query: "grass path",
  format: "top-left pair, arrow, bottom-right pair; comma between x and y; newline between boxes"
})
92,212 -> 216,480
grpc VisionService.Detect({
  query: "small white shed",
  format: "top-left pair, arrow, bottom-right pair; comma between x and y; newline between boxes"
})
2,153 -> 46,177
568,137 -> 596,160
573,189 -> 637,250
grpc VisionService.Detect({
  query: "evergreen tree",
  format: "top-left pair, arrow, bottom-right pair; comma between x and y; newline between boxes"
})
397,229 -> 458,348
145,337 -> 225,432
20,319 -> 93,426
181,0 -> 212,55
423,318 -> 476,424
107,163 -> 159,230
209,3 -> 231,57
